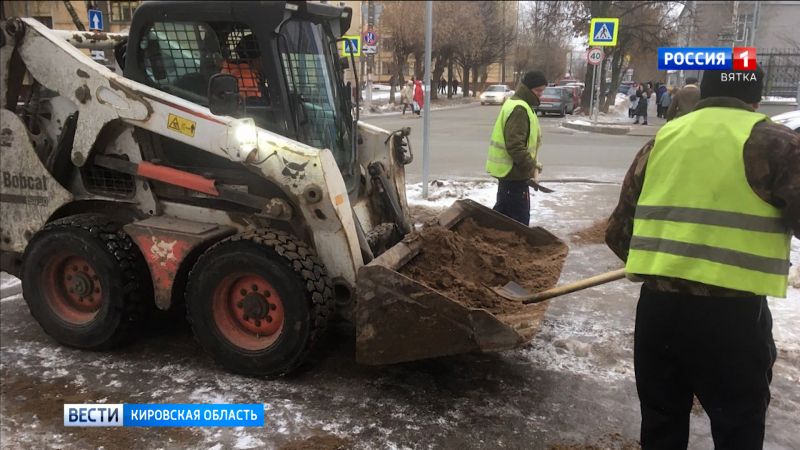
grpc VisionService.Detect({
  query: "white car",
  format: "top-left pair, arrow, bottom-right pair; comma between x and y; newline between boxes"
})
771,109 -> 800,132
480,85 -> 513,105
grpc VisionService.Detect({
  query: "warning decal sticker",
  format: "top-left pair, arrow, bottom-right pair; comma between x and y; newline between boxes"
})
167,113 -> 196,137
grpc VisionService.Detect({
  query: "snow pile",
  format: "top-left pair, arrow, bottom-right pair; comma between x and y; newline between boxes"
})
0,273 -> 21,298
597,93 -> 632,123
763,96 -> 797,104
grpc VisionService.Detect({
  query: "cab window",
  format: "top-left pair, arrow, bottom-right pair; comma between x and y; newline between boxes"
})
139,21 -> 273,126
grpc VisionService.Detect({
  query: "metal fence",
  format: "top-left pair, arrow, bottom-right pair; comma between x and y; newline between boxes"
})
760,50 -> 800,98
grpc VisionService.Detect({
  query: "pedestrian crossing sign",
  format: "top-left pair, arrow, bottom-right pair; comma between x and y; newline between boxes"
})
340,35 -> 361,57
589,18 -> 619,46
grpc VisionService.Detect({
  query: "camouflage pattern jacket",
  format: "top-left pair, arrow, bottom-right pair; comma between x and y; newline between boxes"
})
606,97 -> 800,296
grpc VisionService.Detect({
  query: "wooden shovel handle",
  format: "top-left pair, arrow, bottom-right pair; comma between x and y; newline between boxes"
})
522,269 -> 627,304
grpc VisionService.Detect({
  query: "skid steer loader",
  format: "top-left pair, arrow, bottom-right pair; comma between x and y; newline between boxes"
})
0,1 -> 567,376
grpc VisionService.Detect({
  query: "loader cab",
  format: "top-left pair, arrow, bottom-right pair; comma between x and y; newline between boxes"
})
124,1 -> 358,191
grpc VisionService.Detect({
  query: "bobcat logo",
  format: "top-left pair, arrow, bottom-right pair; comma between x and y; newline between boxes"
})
150,238 -> 177,267
281,158 -> 309,180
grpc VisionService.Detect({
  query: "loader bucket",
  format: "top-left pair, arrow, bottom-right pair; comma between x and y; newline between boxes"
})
355,199 -> 568,365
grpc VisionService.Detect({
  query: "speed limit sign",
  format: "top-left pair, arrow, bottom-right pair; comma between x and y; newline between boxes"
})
587,48 -> 604,65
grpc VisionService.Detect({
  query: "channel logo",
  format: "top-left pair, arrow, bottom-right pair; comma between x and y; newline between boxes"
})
64,404 -> 123,427
658,47 -> 757,71
64,404 -> 264,427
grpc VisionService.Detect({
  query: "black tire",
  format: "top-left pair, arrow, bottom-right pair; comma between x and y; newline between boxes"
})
186,229 -> 334,376
21,214 -> 150,350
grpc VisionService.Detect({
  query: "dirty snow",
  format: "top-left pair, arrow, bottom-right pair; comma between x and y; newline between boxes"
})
763,96 -> 797,104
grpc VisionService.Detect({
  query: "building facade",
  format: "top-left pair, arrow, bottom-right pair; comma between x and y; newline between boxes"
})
670,1 -> 800,96
2,1 -> 138,32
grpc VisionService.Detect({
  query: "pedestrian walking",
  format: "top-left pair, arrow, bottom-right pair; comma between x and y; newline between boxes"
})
439,77 -> 447,95
656,83 -> 668,117
452,78 -> 459,96
628,84 -> 639,118
400,80 -> 413,115
658,88 -> 671,118
633,85 -> 648,125
666,77 -> 700,121
606,66 -> 800,450
413,78 -> 424,116
485,70 -> 547,226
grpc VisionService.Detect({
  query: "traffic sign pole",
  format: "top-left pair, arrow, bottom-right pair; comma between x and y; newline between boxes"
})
422,0 -> 432,199
586,48 -> 604,125
592,64 -> 601,123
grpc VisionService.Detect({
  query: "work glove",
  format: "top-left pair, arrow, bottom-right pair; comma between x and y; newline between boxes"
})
529,162 -> 543,184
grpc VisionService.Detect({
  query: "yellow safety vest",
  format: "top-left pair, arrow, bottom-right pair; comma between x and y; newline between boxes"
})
485,98 -> 540,178
626,107 -> 791,297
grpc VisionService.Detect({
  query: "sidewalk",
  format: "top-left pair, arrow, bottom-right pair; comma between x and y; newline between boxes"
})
562,115 -> 666,137
359,97 -> 480,117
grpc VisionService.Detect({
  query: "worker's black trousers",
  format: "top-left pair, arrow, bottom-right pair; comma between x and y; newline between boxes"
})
493,179 -> 530,226
634,286 -> 777,450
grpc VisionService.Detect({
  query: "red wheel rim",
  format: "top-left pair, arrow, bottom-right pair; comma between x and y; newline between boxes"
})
43,253 -> 103,324
211,273 -> 285,351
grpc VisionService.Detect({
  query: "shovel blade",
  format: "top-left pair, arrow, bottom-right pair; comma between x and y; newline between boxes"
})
490,281 -> 534,301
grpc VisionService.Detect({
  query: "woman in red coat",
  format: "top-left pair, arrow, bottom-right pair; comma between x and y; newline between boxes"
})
413,79 -> 424,116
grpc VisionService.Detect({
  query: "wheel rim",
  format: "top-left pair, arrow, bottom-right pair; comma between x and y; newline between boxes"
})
212,273 -> 285,351
43,253 -> 103,324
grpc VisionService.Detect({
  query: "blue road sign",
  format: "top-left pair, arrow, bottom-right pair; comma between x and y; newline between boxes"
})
363,31 -> 377,46
340,35 -> 361,56
88,9 -> 103,31
589,18 -> 619,46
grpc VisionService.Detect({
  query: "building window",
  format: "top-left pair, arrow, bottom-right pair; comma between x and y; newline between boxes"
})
735,13 -> 751,43
32,16 -> 53,28
110,1 -> 139,22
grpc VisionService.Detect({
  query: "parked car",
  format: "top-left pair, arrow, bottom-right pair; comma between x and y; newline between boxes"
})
617,81 -> 636,95
479,85 -> 513,105
561,85 -> 582,112
772,110 -> 800,132
556,78 -> 579,86
535,87 -> 574,116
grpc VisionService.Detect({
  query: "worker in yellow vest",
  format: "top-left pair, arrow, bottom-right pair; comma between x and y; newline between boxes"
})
485,71 -> 547,225
606,66 -> 800,449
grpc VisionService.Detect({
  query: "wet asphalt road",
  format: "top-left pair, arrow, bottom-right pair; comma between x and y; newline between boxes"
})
364,104 -> 653,184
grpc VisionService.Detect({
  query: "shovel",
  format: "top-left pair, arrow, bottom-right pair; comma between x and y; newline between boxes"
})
491,268 -> 626,304
528,179 -> 554,193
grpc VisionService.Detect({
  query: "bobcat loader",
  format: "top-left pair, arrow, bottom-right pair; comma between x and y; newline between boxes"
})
0,1 -> 566,376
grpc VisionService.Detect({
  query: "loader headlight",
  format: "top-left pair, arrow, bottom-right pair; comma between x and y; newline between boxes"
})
234,119 -> 257,148
226,118 -> 259,161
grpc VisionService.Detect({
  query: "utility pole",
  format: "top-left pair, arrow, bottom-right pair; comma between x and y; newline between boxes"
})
501,2 -> 506,85
63,0 -> 86,31
365,0 -> 375,109
422,0 -> 432,199
750,0 -> 761,47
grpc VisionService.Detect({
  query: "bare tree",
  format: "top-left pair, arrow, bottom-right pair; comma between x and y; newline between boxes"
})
452,1 -> 516,97
381,1 -> 423,103
574,1 -> 683,113
514,1 -> 577,84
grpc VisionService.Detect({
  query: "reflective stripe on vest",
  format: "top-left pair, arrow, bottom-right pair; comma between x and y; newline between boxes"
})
485,98 -> 540,178
625,107 -> 791,297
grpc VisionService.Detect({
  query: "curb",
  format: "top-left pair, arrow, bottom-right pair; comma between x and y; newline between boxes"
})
561,121 -> 630,135
360,101 -> 480,118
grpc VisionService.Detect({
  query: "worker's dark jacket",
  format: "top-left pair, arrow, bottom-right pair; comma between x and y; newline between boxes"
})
665,84 -> 700,120
606,97 -> 800,296
502,84 -> 541,180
